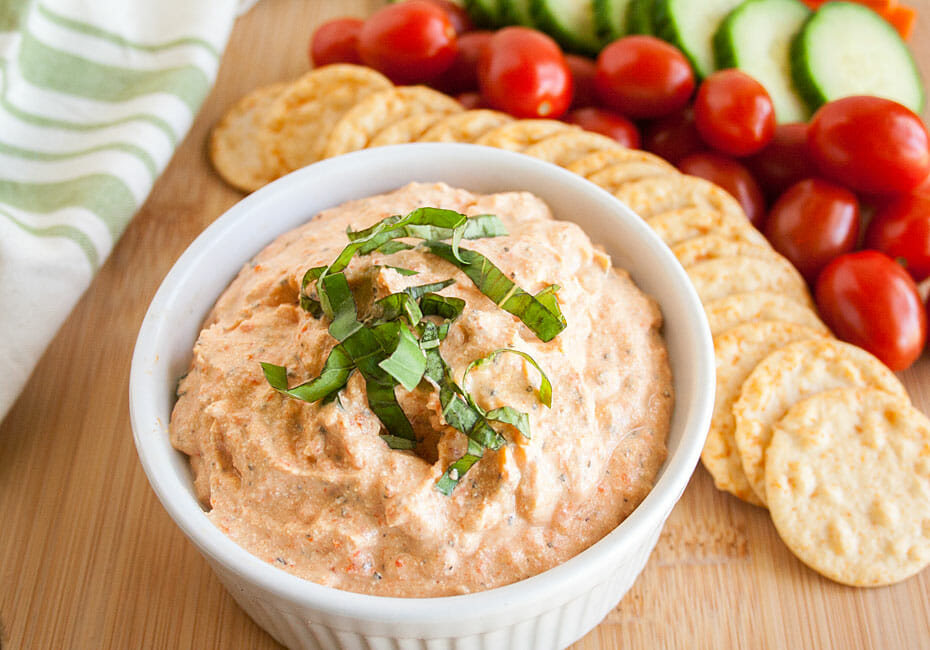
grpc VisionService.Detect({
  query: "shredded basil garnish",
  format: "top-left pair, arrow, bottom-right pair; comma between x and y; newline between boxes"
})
261,207 -> 564,493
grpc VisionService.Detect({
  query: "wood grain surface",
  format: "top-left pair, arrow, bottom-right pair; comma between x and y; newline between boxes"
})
2,2 -> 929,648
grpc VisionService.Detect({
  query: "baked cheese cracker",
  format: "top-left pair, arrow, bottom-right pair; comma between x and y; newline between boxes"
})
587,162 -> 679,194
704,292 -> 829,337
473,119 -> 578,150
209,82 -> 289,192
417,109 -> 513,142
703,321 -> 826,506
686,256 -> 813,307
368,111 -> 449,147
521,131 -> 622,166
614,175 -> 746,220
565,148 -> 676,178
672,235 -> 779,267
766,387 -> 930,586
734,339 -> 907,505
645,208 -> 769,248
262,65 -> 393,175
324,86 -> 462,158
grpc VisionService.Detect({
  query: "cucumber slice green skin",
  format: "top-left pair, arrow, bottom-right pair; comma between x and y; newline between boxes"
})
790,2 -> 925,115
593,0 -> 633,42
653,0 -> 743,79
464,0 -> 502,28
531,0 -> 604,56
626,0 -> 655,35
713,0 -> 812,124
500,0 -> 536,26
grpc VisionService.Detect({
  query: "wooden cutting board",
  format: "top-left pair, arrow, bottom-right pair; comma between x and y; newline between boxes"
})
1,1 -> 929,648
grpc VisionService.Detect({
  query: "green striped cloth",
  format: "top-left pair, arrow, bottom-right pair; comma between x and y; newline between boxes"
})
0,0 -> 243,418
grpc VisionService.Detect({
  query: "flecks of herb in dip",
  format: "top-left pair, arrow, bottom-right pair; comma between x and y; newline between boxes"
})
170,183 -> 673,597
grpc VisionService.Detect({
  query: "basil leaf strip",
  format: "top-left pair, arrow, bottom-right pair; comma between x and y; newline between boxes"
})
420,292 -> 465,321
260,345 -> 354,403
403,278 -> 455,300
422,241 -> 566,342
378,326 -> 427,391
463,348 -> 553,408
373,292 -> 422,326
485,406 -> 531,439
320,272 -> 361,341
435,439 -> 484,495
374,265 -> 419,276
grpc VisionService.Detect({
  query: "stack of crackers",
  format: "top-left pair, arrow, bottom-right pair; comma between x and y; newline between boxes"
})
209,64 -> 930,587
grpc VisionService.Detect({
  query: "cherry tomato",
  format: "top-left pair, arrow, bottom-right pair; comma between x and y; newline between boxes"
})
744,123 -> 817,200
358,0 -> 457,84
816,251 -> 926,370
764,179 -> 860,284
642,108 -> 703,165
420,0 -> 473,34
455,91 -> 484,109
565,54 -> 598,108
678,152 -> 766,228
436,30 -> 491,94
808,96 -> 930,195
595,36 -> 694,119
309,18 -> 363,67
565,107 -> 640,148
865,194 -> 930,281
693,69 -> 776,156
478,27 -> 572,119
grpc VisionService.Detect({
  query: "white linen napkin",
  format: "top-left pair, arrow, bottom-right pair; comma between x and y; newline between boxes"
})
0,0 -> 248,420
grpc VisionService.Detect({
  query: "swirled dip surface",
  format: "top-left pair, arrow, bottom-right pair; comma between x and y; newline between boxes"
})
171,182 -> 672,597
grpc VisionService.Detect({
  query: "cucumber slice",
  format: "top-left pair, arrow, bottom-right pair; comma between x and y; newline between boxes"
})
626,0 -> 655,35
594,0 -> 633,41
532,0 -> 603,56
654,0 -> 743,78
714,0 -> 811,123
464,0 -> 501,28
791,2 -> 925,114
501,0 -> 536,25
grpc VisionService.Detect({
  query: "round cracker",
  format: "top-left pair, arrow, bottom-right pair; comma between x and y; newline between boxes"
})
565,148 -> 676,178
521,131 -> 622,166
766,387 -> 930,586
209,82 -> 289,192
323,86 -> 462,158
615,174 -> 746,220
417,109 -> 513,142
473,119 -> 578,150
262,65 -> 393,175
703,321 -> 826,505
672,235 -> 779,267
735,339 -> 908,505
587,161 -> 679,194
704,292 -> 829,337
686,256 -> 813,307
646,208 -> 769,248
368,111 -> 449,147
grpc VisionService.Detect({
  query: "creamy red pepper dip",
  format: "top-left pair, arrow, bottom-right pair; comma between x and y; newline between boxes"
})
170,182 -> 672,597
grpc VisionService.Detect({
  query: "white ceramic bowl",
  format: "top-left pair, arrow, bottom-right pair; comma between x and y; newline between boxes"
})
130,144 -> 714,650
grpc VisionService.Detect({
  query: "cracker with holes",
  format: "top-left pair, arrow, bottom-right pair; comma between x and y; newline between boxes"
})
565,148 -> 676,178
615,175 -> 746,220
521,131 -> 622,166
417,109 -> 513,142
473,119 -> 578,150
324,86 -> 462,158
766,387 -> 930,586
703,321 -> 826,506
704,292 -> 829,337
645,208 -> 768,248
672,235 -> 779,267
262,65 -> 393,175
686,256 -> 813,307
209,82 -> 289,192
368,112 -> 450,147
587,162 -> 679,194
734,339 -> 907,505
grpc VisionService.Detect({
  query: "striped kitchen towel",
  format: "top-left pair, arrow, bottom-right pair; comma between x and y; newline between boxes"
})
0,0 -> 244,419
